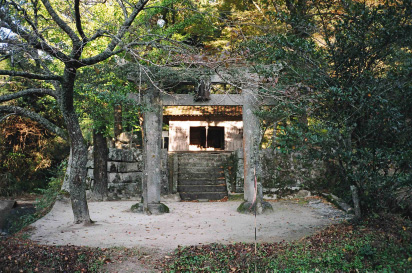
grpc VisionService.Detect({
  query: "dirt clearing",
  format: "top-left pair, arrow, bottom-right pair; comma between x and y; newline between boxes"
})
29,198 -> 349,253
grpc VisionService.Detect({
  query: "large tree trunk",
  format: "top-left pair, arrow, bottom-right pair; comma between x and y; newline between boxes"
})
60,67 -> 91,224
92,129 -> 108,201
65,112 -> 91,224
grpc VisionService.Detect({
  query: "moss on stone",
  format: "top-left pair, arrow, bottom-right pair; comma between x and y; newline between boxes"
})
158,203 -> 170,213
130,203 -> 143,213
130,202 -> 169,214
237,201 -> 273,214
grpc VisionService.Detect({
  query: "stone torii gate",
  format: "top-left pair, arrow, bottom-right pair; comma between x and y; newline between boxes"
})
128,67 -> 277,215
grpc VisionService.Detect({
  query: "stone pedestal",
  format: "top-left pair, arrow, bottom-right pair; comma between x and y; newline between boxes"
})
131,202 -> 169,215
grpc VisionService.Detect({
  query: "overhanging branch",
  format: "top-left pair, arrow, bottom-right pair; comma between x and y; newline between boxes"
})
80,0 -> 149,66
0,3 -> 71,63
0,70 -> 62,81
74,0 -> 87,41
0,88 -> 57,103
40,0 -> 81,45
0,105 -> 68,140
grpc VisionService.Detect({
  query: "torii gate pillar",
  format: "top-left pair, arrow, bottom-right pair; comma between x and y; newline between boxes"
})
238,87 -> 273,214
133,87 -> 169,214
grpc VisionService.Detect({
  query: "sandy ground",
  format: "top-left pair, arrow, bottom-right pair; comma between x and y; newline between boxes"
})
29,198 -> 349,253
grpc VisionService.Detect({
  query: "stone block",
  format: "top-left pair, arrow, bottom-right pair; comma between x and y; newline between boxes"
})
87,168 -> 94,179
121,149 -> 134,162
86,160 -> 94,168
108,172 -> 142,184
87,147 -> 93,160
107,161 -> 143,173
132,149 -> 143,161
130,203 -> 169,214
85,176 -> 93,189
295,189 -> 311,198
108,148 -> 135,162
108,148 -> 122,161
0,200 -> 16,212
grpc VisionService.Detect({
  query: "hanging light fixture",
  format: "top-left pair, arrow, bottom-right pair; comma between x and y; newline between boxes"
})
157,15 -> 165,28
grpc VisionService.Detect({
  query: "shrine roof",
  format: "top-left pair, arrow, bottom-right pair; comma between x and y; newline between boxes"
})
163,106 -> 242,117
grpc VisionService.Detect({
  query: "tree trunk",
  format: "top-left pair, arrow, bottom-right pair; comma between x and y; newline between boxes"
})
92,129 -> 108,201
60,67 -> 91,224
61,147 -> 72,193
65,112 -> 91,224
350,185 -> 361,219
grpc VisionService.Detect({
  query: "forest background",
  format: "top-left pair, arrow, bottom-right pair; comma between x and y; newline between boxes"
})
1,0 -> 411,220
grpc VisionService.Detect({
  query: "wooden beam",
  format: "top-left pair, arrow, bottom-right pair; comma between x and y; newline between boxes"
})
129,93 -> 276,106
162,94 -> 243,106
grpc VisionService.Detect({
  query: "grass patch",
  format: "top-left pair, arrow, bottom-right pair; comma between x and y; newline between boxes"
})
165,214 -> 412,272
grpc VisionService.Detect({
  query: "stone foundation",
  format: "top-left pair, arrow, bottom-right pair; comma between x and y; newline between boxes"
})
86,148 -> 168,200
224,149 -> 324,198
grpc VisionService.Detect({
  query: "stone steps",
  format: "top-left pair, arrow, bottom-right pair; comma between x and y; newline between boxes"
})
177,179 -> 224,185
178,172 -> 225,180
179,192 -> 227,201
176,152 -> 229,201
178,184 -> 226,192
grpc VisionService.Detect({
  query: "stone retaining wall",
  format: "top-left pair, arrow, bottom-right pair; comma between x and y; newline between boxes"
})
86,147 -> 322,200
86,148 -> 168,200
225,149 -> 324,197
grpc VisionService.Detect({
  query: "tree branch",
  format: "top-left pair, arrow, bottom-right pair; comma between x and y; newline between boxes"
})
87,29 -> 109,43
80,0 -> 149,66
0,88 -> 57,103
40,0 -> 81,45
7,0 -> 47,42
0,105 -> 67,140
0,70 -> 62,81
74,0 -> 87,41
0,5 -> 71,63
116,0 -> 129,19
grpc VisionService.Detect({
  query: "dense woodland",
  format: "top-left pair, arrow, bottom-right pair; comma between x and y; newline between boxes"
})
1,0 -> 412,271
2,0 -> 411,217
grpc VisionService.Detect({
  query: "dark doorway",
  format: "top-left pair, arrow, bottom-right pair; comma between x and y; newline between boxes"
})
207,127 -> 224,149
189,126 -> 225,150
190,127 -> 206,148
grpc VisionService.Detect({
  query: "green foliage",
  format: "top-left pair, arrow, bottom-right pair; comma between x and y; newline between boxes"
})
75,63 -> 143,142
222,152 -> 239,193
0,116 -> 69,196
243,0 -> 412,215
8,162 -> 66,234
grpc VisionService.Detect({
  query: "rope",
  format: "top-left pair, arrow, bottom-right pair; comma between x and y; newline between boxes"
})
254,167 -> 258,273
254,167 -> 257,254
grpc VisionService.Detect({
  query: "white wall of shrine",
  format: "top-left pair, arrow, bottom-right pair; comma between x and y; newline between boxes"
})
168,120 -> 243,152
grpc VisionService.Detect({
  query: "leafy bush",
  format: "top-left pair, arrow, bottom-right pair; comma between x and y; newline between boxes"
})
242,0 -> 412,216
8,162 -> 66,234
